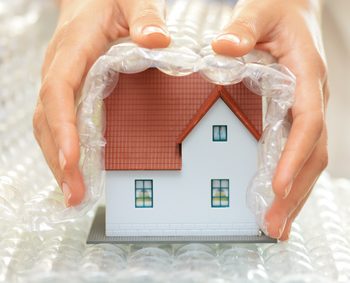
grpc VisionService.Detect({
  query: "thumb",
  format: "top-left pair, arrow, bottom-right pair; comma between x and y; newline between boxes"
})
212,1 -> 281,57
120,0 -> 171,48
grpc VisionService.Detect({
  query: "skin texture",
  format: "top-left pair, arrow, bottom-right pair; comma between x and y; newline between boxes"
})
33,0 -> 328,240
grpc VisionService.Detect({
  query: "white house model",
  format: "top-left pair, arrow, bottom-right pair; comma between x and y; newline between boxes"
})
104,69 -> 263,238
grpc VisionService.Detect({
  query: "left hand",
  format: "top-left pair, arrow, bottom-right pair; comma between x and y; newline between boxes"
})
212,0 -> 329,240
33,0 -> 170,207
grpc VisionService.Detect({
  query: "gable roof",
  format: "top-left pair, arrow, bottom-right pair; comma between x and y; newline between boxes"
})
104,69 -> 262,171
177,86 -> 261,143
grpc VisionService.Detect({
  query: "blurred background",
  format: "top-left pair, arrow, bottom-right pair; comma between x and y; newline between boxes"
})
323,0 -> 350,178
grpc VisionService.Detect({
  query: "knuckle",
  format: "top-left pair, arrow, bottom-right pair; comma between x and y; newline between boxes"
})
55,20 -> 75,40
230,16 -> 257,38
39,79 -> 56,104
40,78 -> 71,105
134,8 -> 159,22
53,19 -> 85,50
131,1 -> 165,25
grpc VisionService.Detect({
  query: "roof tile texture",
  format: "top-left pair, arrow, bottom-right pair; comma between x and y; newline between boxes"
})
104,69 -> 262,170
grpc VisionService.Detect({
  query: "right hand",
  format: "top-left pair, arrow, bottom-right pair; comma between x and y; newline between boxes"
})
33,0 -> 170,206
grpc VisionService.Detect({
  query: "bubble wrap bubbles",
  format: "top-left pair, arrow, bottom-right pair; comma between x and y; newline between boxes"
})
75,0 -> 295,234
2,0 -> 350,283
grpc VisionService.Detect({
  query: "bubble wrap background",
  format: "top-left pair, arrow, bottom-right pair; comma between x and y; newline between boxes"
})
1,1 -> 350,283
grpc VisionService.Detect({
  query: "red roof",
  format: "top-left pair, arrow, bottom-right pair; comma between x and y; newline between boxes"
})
104,69 -> 262,170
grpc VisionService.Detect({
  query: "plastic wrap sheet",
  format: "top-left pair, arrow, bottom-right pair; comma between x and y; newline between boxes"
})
75,0 -> 295,234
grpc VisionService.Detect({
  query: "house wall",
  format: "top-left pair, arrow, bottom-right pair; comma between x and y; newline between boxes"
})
106,99 -> 259,236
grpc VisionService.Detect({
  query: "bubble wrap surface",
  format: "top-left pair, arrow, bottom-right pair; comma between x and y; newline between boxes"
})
1,1 -> 350,283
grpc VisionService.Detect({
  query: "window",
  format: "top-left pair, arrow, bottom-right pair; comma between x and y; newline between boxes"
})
213,125 -> 227,142
211,179 -> 229,208
135,180 -> 153,208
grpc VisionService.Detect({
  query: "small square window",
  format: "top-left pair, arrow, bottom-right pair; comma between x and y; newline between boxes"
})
135,180 -> 153,208
211,179 -> 230,208
213,125 -> 227,142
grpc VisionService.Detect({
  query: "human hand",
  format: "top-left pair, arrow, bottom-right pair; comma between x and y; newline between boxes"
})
33,0 -> 170,207
212,0 -> 328,240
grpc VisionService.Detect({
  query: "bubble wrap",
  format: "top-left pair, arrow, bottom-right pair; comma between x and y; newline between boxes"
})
1,1 -> 350,283
76,0 -> 295,234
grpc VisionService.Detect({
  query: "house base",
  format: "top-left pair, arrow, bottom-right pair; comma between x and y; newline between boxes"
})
87,207 -> 277,244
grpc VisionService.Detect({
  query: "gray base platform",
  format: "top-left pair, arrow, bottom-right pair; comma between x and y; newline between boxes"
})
87,207 -> 277,244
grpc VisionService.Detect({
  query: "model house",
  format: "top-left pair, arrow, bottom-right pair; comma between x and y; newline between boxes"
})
102,68 -> 264,239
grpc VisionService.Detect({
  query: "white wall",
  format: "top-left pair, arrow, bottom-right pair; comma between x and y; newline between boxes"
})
106,99 -> 259,236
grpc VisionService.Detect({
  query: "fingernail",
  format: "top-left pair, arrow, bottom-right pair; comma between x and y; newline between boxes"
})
283,181 -> 293,199
58,149 -> 66,171
142,25 -> 169,37
62,182 -> 71,207
215,33 -> 241,44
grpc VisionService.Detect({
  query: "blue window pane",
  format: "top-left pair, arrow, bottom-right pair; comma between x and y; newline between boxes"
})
213,125 -> 227,141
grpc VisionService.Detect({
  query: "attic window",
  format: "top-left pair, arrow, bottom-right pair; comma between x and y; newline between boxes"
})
211,179 -> 229,208
135,180 -> 153,208
213,125 -> 227,142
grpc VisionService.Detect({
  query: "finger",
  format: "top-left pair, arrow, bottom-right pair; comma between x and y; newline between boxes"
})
279,124 -> 328,241
212,0 -> 282,57
265,127 -> 328,239
119,0 -> 170,48
33,101 -> 62,184
33,101 -> 85,207
272,56 -> 325,198
279,189 -> 312,241
40,22 -> 109,206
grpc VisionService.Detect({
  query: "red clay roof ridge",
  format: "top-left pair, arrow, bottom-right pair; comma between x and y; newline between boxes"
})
177,85 -> 261,144
176,86 -> 222,143
219,87 -> 261,140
